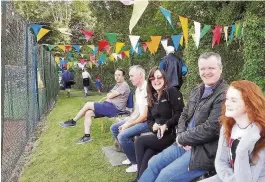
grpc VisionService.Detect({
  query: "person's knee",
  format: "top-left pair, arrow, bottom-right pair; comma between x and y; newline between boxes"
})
110,123 -> 118,134
85,110 -> 94,117
117,132 -> 129,143
147,154 -> 160,168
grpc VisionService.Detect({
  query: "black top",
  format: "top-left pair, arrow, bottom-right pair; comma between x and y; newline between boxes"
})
147,87 -> 184,135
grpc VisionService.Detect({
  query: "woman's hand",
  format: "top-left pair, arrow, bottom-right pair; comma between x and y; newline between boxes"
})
158,124 -> 167,138
152,123 -> 159,132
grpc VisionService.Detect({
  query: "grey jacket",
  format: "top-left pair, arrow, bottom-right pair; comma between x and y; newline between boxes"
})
200,127 -> 265,182
177,78 -> 228,171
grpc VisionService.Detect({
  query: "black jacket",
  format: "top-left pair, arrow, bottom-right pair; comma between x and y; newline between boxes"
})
177,78 -> 228,171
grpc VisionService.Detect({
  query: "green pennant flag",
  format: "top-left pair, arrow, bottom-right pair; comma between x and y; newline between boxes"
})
200,25 -> 211,39
236,23 -> 243,39
105,33 -> 118,45
48,45 -> 56,51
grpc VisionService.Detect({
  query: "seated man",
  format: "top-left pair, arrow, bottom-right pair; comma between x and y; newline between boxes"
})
110,65 -> 149,173
60,68 -> 130,144
139,52 -> 228,182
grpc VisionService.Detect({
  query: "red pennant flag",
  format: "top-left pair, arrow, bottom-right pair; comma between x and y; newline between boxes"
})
212,26 -> 222,48
80,30 -> 94,41
142,43 -> 148,52
65,45 -> 72,51
121,52 -> 126,59
98,40 -> 109,52
105,45 -> 112,54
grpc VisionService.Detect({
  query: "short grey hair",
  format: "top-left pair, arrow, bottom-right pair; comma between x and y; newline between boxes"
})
129,65 -> 145,78
198,52 -> 222,69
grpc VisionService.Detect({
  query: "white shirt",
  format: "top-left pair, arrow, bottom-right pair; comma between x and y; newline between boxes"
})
135,81 -> 148,116
82,71 -> 91,79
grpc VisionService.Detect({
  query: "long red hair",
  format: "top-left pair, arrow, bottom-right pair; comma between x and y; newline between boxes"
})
220,80 -> 265,160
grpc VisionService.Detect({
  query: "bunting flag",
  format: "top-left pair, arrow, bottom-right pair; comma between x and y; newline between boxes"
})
146,41 -> 154,54
124,51 -> 130,57
150,36 -> 162,53
121,52 -> 126,59
58,28 -> 72,36
117,54 -> 123,59
55,57 -> 60,64
80,54 -> 85,58
179,16 -> 188,46
212,26 -> 222,48
129,0 -> 149,33
119,0 -> 134,5
200,25 -> 211,39
98,40 -> 109,52
171,35 -> 182,51
235,23 -> 243,39
79,58 -> 86,65
89,54 -> 96,63
57,45 -> 66,52
229,24 -> 236,41
129,35 -> 140,52
109,54 -> 115,61
88,45 -> 95,50
80,30 -> 94,41
160,38 -> 168,51
159,7 -> 174,30
65,45 -> 72,51
105,45 -> 112,54
77,62 -> 85,70
88,61 -> 93,69
72,45 -> 81,52
223,26 -> 229,44
37,28 -> 50,41
48,45 -> 56,51
99,53 -> 107,63
67,62 -> 73,69
142,43 -> 148,52
105,33 -> 118,45
194,21 -> 201,48
115,42 -> 125,53
93,46 -> 98,55
180,35 -> 184,46
29,24 -> 43,36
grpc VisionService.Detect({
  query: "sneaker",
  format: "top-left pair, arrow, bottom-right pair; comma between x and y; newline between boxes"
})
126,164 -> 137,173
59,119 -> 76,128
76,135 -> 92,144
122,159 -> 131,165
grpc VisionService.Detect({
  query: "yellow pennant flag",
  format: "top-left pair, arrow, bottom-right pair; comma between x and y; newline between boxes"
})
88,61 -> 93,69
55,57 -> 60,64
115,42 -> 125,53
124,51 -> 130,58
37,28 -> 50,41
109,54 -> 115,61
88,45 -> 95,50
146,41 -> 155,54
67,62 -> 72,69
180,35 -> 184,46
179,16 -> 189,46
151,36 -> 162,53
57,45 -> 66,52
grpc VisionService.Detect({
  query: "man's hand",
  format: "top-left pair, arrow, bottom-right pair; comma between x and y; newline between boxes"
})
106,93 -> 112,99
152,123 -> 159,132
176,136 -> 183,147
159,124 -> 167,138
183,145 -> 192,151
118,122 -> 131,131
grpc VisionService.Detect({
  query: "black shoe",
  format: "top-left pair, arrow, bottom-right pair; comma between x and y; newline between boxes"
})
59,119 -> 76,128
76,135 -> 92,144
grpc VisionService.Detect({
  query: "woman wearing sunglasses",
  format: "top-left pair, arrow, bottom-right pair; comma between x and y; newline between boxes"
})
134,67 -> 184,180
201,80 -> 265,182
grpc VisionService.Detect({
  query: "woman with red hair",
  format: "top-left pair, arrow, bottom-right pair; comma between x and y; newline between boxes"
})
201,80 -> 265,181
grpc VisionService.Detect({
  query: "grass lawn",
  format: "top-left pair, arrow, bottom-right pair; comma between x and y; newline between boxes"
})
20,89 -> 136,182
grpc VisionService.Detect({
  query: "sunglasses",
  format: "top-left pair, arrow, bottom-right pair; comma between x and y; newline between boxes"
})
149,75 -> 163,81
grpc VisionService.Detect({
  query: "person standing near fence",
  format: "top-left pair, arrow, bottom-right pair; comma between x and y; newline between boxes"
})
82,68 -> 91,97
62,68 -> 74,97
96,76 -> 102,93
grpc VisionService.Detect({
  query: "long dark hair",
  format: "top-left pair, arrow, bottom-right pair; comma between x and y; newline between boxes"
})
147,67 -> 168,107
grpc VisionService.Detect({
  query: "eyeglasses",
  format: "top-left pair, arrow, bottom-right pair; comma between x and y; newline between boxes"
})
149,75 -> 163,81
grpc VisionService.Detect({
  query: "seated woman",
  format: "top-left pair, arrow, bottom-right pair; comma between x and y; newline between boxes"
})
201,80 -> 265,182
135,67 -> 184,180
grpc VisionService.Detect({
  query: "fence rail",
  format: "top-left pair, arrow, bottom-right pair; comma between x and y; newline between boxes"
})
1,2 -> 59,182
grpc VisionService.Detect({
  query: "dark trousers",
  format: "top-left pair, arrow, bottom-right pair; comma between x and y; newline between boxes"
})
135,133 -> 175,179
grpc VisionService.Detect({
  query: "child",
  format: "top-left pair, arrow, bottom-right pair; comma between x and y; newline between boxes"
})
95,76 -> 102,93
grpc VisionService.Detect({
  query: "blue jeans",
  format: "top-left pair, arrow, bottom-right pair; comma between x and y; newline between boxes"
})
139,145 -> 206,182
110,119 -> 149,164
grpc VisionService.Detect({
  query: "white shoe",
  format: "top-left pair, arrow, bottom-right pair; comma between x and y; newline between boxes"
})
126,164 -> 138,173
122,159 -> 131,165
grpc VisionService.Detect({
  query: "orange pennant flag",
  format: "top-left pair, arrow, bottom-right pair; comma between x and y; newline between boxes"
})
115,42 -> 125,53
145,41 -> 155,54
179,16 -> 188,46
37,28 -> 50,41
150,36 -> 162,53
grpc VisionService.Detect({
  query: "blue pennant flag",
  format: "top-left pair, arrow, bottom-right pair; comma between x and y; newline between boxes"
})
159,7 -> 174,30
94,46 -> 98,55
72,45 -> 81,53
171,34 -> 182,51
229,24 -> 236,41
29,24 -> 43,36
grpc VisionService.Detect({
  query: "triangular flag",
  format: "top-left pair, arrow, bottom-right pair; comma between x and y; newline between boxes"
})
81,54 -> 85,58
105,33 -> 118,45
124,51 -> 130,57
88,61 -> 93,69
48,45 -> 56,51
117,54 -> 123,60
129,0 -> 149,33
65,45 -> 72,52
150,36 -> 162,53
115,42 -> 125,53
160,38 -> 168,51
57,28 -> 72,36
235,23 -> 243,39
72,45 -> 81,52
229,24 -> 236,41
159,7 -> 174,30
142,43 -> 148,52
98,40 -> 109,52
179,16 -> 188,46
29,24 -> 43,36
79,58 -> 86,65
180,35 -> 184,46
223,26 -> 229,44
200,25 -> 211,39
105,45 -> 112,54
112,53 -> 118,60
121,52 -> 126,59
212,26 -> 222,48
57,45 -> 66,52
89,54 -> 96,63
109,54 -> 115,61
194,21 -> 201,48
93,46 -> 98,55
146,41 -> 155,54
55,57 -> 60,64
88,45 -> 95,50
80,30 -> 94,41
129,35 -> 140,52
171,35 -> 182,51
37,28 -> 50,41
99,53 -> 107,63
67,62 -> 73,69
119,0 -> 134,5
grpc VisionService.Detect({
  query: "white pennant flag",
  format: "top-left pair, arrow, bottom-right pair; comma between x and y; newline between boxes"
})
223,26 -> 228,44
117,54 -> 123,59
58,28 -> 72,36
194,21 -> 201,48
160,38 -> 168,51
112,53 -> 118,60
129,35 -> 140,51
